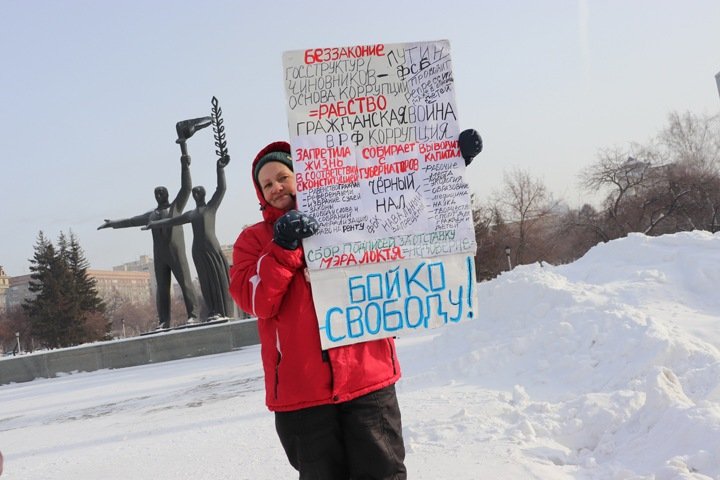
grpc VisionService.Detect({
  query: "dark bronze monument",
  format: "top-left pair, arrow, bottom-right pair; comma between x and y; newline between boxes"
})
99,98 -> 232,330
143,156 -> 232,320
98,116 -> 213,329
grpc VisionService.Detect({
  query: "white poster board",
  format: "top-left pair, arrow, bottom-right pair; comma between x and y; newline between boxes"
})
283,40 -> 477,348
310,254 -> 477,347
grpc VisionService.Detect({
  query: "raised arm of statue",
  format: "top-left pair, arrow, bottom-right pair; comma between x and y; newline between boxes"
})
207,158 -> 228,209
98,211 -> 152,230
172,154 -> 192,212
141,210 -> 193,231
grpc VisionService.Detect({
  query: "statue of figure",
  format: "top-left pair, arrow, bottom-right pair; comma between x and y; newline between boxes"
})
144,157 -> 232,320
98,117 -> 212,329
98,155 -> 199,328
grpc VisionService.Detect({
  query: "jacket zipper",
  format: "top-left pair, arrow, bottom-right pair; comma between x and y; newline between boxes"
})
274,352 -> 281,400
322,350 -> 337,401
274,327 -> 282,400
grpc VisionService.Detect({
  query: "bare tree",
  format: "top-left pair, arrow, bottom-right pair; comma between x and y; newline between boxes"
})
658,112 -> 720,232
659,111 -> 720,173
553,204 -> 606,262
472,202 -> 512,281
0,306 -> 32,353
580,146 -> 654,238
493,168 -> 559,265
580,111 -> 720,239
105,293 -> 157,337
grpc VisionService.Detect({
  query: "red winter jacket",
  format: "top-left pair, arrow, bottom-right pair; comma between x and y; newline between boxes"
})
229,141 -> 401,412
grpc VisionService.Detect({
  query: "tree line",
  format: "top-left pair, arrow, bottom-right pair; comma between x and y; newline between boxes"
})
0,236 -> 237,353
474,111 -> 720,280
0,231 -> 108,352
0,232 -> 195,352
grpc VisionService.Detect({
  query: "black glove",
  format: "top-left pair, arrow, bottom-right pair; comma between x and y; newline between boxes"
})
458,129 -> 483,166
274,210 -> 319,250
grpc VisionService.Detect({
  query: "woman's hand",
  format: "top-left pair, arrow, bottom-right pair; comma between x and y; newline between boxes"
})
274,210 -> 319,250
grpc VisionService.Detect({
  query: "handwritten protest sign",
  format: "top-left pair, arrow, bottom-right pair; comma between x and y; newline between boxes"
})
310,254 -> 476,347
283,40 -> 477,348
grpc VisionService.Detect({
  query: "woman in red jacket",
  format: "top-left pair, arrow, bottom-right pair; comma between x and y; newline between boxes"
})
229,141 -> 406,479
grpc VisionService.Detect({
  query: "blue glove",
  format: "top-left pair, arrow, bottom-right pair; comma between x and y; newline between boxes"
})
274,210 -> 319,250
459,129 -> 483,166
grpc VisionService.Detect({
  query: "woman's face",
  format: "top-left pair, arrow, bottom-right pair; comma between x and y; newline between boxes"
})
257,161 -> 296,211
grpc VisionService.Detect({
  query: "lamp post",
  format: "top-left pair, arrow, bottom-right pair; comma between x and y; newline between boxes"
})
505,246 -> 512,271
14,331 -> 20,356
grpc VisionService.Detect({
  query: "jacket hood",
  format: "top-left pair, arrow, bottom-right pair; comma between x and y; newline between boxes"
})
251,141 -> 294,223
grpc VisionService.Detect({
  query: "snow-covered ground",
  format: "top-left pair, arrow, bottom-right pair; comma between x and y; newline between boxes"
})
2,231 -> 720,479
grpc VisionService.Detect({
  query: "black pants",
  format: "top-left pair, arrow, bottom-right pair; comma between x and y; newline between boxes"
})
275,384 -> 407,480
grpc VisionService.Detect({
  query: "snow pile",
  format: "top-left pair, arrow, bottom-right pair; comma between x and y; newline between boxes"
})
399,231 -> 720,478
2,231 -> 720,479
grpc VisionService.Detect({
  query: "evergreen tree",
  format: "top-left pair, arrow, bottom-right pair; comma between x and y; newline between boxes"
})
66,232 -> 105,313
64,231 -> 109,340
22,231 -> 109,348
23,232 -> 77,348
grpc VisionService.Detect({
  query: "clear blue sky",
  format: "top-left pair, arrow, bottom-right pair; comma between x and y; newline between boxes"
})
1,0 -> 719,276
